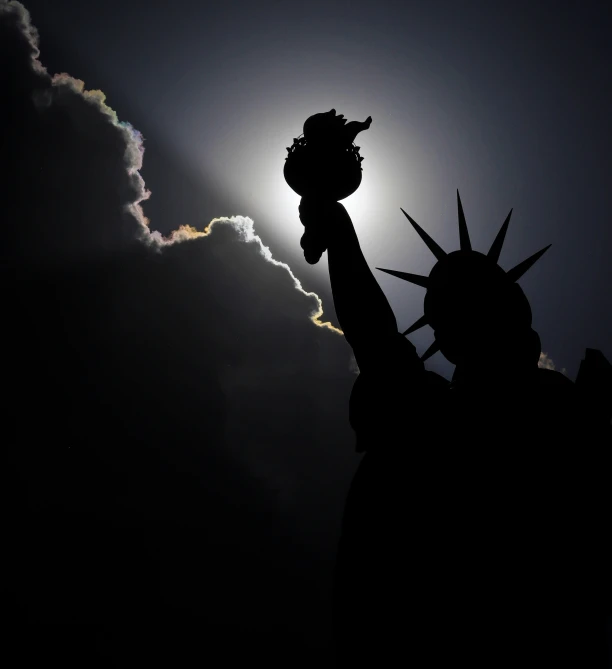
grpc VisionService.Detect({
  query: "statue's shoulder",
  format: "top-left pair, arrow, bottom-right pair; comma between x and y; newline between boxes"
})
424,370 -> 451,390
534,368 -> 576,414
349,362 -> 449,453
536,352 -> 612,437
535,367 -> 574,389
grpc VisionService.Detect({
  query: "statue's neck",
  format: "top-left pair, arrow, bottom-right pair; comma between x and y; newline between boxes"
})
451,328 -> 541,389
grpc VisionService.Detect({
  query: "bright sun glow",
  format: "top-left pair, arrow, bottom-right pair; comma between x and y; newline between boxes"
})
247,123 -> 399,266
209,99 -> 424,281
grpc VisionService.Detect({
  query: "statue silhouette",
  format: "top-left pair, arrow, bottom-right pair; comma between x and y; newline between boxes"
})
286,112 -> 612,667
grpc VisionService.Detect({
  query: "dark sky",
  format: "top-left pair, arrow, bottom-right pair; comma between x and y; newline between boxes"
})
3,0 -> 611,664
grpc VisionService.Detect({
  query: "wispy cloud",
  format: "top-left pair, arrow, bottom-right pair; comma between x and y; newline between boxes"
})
146,220 -> 343,335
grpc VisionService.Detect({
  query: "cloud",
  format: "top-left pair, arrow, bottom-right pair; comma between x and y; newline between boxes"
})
0,1 -> 340,336
1,2 -> 150,265
148,217 -> 343,335
538,351 -> 566,375
538,352 -> 555,370
2,1 -> 355,652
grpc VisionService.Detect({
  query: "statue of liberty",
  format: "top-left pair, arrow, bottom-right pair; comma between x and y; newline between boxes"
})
285,110 -> 612,667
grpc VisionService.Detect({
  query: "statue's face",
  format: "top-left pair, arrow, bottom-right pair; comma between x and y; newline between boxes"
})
424,253 -> 533,366
434,315 -> 511,366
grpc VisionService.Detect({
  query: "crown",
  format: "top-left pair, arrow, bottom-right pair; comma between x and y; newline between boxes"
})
377,190 -> 551,361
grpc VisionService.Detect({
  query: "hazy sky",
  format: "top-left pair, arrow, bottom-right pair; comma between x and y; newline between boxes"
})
4,0 -> 611,663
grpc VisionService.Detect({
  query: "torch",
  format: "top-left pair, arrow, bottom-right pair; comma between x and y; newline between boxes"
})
283,109 -> 372,264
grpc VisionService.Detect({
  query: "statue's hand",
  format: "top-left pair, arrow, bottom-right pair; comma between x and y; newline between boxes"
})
298,198 -> 351,264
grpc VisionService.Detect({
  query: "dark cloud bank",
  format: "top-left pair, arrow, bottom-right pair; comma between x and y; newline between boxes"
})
1,2 -> 357,664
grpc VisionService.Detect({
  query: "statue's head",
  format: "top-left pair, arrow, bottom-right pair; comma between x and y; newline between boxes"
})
377,192 -> 550,371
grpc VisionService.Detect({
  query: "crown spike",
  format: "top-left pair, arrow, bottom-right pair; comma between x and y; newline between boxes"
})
456,190 -> 471,252
487,209 -> 512,263
402,314 -> 428,336
376,267 -> 429,288
400,208 -> 447,261
506,244 -> 551,282
421,340 -> 440,362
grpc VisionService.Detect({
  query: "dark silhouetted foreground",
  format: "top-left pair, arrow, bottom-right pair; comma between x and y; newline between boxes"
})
289,113 -> 612,667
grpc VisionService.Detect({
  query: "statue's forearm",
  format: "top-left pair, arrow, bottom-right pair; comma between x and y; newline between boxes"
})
298,198 -> 421,372
327,210 -> 398,351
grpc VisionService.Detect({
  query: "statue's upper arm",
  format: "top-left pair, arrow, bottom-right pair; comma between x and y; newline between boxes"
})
349,334 -> 449,451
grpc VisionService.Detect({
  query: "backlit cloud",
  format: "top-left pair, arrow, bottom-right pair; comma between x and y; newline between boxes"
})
1,0 -> 341,338
2,0 -> 355,645
148,218 -> 342,334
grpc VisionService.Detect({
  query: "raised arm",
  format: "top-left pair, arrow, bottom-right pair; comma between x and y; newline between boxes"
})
299,198 -> 395,338
288,110 -> 425,378
299,198 -> 422,375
